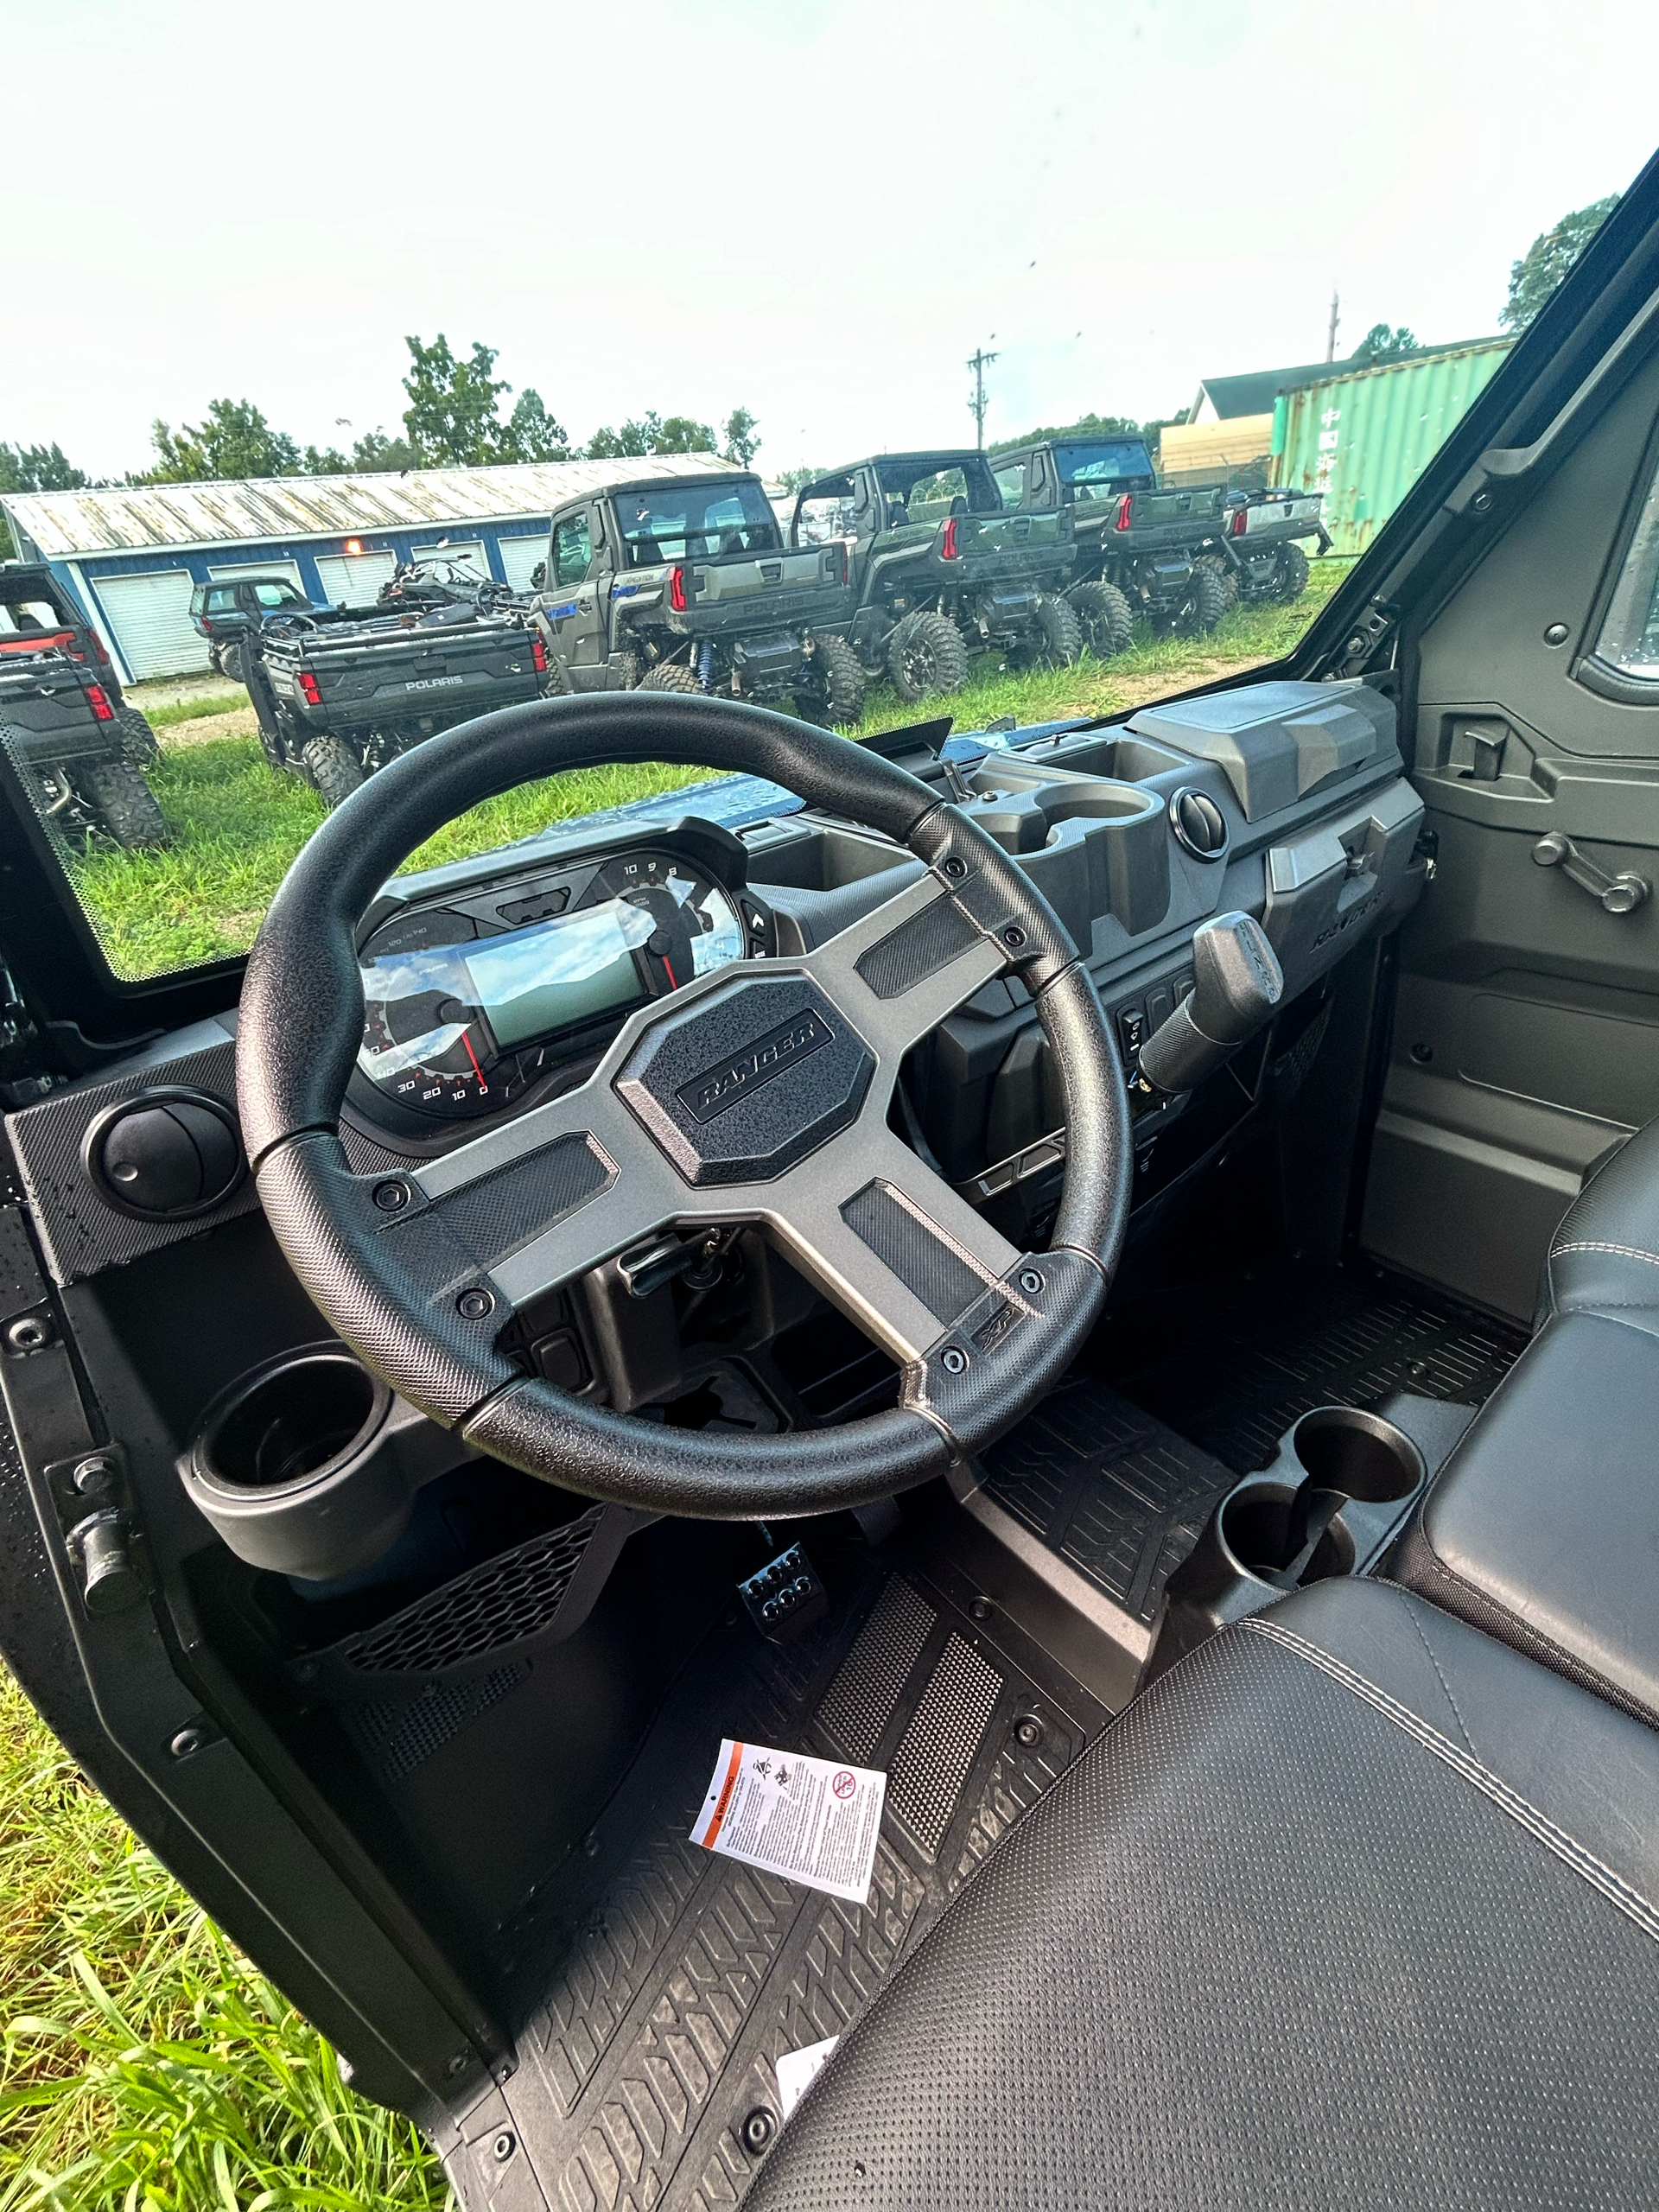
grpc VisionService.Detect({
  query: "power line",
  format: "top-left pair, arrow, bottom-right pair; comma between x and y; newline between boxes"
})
966,347 -> 999,448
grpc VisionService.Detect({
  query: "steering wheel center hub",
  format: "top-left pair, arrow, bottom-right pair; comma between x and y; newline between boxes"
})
614,973 -> 874,1185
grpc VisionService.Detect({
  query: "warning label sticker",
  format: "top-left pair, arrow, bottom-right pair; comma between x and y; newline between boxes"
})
690,1739 -> 886,1904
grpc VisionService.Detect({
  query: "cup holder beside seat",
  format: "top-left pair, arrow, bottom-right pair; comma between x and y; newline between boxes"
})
1145,1404 -> 1427,1686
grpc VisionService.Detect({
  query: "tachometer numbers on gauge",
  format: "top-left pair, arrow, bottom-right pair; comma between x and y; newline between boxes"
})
359,988 -> 503,1119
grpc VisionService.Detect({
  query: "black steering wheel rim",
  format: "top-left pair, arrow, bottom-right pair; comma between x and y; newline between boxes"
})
238,691 -> 1132,1517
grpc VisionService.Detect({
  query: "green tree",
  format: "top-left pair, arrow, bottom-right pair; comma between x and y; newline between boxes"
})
502,388 -> 570,462
1353,321 -> 1420,361
400,334 -> 512,466
584,410 -> 718,460
775,464 -> 822,493
1502,194 -> 1621,332
350,427 -> 423,473
988,410 -> 1155,454
0,440 -> 92,556
653,414 -> 717,454
722,406 -> 760,466
302,443 -> 351,474
144,397 -> 302,482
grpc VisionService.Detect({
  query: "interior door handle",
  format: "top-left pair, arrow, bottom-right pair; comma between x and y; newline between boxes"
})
1531,832 -> 1651,915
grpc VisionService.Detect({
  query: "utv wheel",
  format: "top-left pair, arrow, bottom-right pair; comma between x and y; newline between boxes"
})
793,634 -> 866,727
1067,580 -> 1135,658
639,661 -> 702,694
80,761 -> 168,850
1269,541 -> 1311,602
300,732 -> 366,810
219,641 -> 247,687
1168,563 -> 1230,638
1031,593 -> 1084,669
1197,555 -> 1240,612
117,705 -> 160,766
887,610 -> 968,702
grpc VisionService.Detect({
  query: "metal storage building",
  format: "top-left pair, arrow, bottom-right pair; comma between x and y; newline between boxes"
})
1269,341 -> 1512,555
0,454 -> 734,684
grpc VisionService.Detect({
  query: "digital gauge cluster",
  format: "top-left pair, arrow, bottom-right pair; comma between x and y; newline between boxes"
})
355,842 -> 772,1124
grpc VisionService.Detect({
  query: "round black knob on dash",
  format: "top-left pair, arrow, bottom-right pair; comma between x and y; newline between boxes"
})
87,1091 -> 245,1217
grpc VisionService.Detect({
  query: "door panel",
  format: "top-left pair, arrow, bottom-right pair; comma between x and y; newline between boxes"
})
1362,334 -> 1659,1317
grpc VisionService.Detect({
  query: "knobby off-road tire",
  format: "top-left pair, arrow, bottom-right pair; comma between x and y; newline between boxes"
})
1031,593 -> 1084,669
1270,541 -> 1311,603
887,610 -> 969,702
219,641 -> 248,688
639,660 -> 702,695
117,706 -> 160,766
1168,562 -> 1230,639
301,733 -> 366,810
793,633 -> 866,727
1067,580 -> 1135,658
1197,554 -> 1241,612
81,760 -> 168,850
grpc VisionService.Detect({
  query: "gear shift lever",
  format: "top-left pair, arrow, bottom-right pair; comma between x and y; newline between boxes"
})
1138,911 -> 1283,1095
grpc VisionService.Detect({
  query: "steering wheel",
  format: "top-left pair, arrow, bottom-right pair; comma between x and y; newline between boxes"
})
237,694 -> 1132,1517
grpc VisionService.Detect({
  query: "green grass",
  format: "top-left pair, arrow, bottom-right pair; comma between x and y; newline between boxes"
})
67,563 -> 1351,980
137,694 -> 248,731
0,1668 -> 449,2211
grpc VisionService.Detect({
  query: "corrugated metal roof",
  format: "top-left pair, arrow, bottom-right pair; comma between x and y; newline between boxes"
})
2,453 -> 741,561
1271,341 -> 1513,556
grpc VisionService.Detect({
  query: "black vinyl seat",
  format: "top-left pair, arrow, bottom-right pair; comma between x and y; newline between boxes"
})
749,1578 -> 1659,2212
1395,1115 -> 1659,1726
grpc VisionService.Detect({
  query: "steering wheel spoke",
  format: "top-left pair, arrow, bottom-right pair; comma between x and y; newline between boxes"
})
804,869 -> 1011,1065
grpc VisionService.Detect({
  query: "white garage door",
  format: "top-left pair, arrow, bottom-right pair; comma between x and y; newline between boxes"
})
207,559 -> 305,591
408,539 -> 491,585
498,535 -> 549,591
93,569 -> 208,681
315,550 -> 398,607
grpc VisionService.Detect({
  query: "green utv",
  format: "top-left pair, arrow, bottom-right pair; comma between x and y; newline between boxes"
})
533,472 -> 867,727
786,450 -> 1084,702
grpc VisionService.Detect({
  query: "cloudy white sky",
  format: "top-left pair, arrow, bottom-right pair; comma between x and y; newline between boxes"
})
4,0 -> 1656,482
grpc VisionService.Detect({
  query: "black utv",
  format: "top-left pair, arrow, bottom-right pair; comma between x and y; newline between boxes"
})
0,645 -> 167,847
534,471 -> 867,726
6,149 -> 1659,2212
2,562 -> 157,764
188,575 -> 319,685
789,449 -> 1082,700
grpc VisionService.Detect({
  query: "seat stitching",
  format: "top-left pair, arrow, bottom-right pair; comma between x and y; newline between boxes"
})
1389,1585 -> 1474,1755
1549,1239 -> 1659,1268
1243,1617 -> 1659,1946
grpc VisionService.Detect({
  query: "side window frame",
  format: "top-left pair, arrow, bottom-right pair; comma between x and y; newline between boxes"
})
550,510 -> 595,591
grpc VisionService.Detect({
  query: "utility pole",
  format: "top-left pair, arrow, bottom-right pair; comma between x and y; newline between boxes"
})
1326,289 -> 1340,363
966,346 -> 999,448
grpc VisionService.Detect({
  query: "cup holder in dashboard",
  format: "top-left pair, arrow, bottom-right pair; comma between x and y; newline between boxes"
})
180,1345 -> 464,1582
1039,779 -> 1160,836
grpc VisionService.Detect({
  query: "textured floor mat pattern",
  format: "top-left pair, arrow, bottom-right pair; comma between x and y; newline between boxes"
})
445,1569 -> 1100,2211
1109,1264 -> 1529,1476
979,1382 -> 1238,1628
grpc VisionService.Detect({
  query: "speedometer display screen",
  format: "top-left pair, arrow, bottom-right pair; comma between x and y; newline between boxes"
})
466,898 -> 652,1046
355,844 -> 760,1122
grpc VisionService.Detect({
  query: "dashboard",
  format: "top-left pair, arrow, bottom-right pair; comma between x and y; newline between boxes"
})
352,833 -> 778,1130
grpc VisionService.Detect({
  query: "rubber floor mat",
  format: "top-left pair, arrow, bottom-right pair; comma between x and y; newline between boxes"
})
978,1381 -> 1237,1629
441,1562 -> 1105,2212
1103,1262 -> 1529,1478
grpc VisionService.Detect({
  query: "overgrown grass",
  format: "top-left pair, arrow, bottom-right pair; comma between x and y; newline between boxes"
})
137,693 -> 248,731
0,1668 -> 449,2211
68,563 -> 1350,980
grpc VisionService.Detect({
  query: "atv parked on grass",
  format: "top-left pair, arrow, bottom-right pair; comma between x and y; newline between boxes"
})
1205,486 -> 1332,608
788,450 -> 1082,702
2,562 -> 157,764
188,575 -> 319,688
245,595 -> 551,807
533,472 -> 866,726
992,435 -> 1232,652
0,646 -> 167,848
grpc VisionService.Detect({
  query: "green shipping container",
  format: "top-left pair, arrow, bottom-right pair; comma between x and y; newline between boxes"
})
1270,340 -> 1512,556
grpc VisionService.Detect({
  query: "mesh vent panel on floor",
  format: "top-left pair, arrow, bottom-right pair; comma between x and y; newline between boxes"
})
336,1510 -> 600,1675
886,1634 -> 1002,1857
816,1577 -> 935,1760
353,1663 -> 524,1783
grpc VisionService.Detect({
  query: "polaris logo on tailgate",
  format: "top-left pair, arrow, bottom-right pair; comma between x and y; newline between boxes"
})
678,1009 -> 835,1122
404,673 -> 467,692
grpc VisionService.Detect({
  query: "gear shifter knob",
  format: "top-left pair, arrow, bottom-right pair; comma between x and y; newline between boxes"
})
1138,911 -> 1283,1095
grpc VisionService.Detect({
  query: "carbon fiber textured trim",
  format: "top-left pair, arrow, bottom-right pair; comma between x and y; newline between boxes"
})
437,1132 -> 613,1271
442,1568 -> 1102,2212
6,1029 -> 259,1284
854,896 -> 982,1000
840,1180 -> 987,1325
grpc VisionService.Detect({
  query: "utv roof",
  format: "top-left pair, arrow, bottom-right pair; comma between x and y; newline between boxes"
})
1,454 -> 741,563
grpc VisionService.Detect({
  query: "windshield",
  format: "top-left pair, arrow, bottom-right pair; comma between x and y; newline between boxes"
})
0,16 -> 1644,988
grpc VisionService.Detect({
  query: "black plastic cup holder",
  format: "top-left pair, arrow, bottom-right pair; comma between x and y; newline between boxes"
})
1288,1405 -> 1424,1503
1219,1481 -> 1356,1585
180,1344 -> 463,1582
